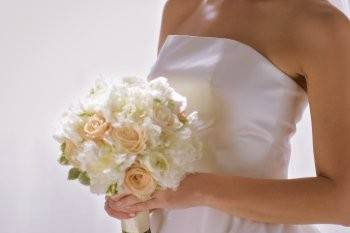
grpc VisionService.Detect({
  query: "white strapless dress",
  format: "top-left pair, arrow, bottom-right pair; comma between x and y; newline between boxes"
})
146,34 -> 321,233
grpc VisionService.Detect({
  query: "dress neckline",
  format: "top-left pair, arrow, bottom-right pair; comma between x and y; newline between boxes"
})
165,34 -> 307,95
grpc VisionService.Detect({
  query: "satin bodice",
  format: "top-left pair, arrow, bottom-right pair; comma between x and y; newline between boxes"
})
146,34 -> 319,233
147,34 -> 308,180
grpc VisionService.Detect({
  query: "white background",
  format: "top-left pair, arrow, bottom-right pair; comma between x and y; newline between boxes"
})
0,0 -> 349,233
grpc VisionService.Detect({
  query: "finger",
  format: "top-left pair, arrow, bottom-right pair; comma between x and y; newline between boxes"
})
104,202 -> 136,220
106,198 -> 132,214
107,198 -> 140,214
128,198 -> 161,212
105,202 -> 130,219
110,194 -> 142,208
110,193 -> 129,201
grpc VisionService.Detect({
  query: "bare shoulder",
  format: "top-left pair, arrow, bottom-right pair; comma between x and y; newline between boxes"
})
290,0 -> 350,74
277,0 -> 350,45
296,0 -> 350,37
157,0 -> 200,53
162,0 -> 194,16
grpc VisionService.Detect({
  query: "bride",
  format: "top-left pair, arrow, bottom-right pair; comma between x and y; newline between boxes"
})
105,0 -> 350,232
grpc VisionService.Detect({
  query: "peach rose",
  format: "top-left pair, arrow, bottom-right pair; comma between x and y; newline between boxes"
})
83,114 -> 110,140
124,163 -> 157,200
111,126 -> 147,154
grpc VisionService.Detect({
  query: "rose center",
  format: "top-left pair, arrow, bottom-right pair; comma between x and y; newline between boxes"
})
130,173 -> 148,189
91,120 -> 102,129
121,128 -> 138,140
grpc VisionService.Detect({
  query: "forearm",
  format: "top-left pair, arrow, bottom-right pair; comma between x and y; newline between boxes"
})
198,173 -> 349,225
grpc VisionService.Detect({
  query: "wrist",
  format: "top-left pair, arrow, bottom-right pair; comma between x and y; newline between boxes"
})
191,172 -> 215,207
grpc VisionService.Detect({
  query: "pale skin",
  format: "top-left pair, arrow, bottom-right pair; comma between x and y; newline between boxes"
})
105,0 -> 350,226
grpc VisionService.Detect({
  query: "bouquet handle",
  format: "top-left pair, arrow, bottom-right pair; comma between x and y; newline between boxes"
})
121,210 -> 151,233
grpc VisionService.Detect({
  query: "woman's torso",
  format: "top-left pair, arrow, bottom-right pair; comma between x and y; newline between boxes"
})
146,32 -> 318,233
144,1 -> 336,232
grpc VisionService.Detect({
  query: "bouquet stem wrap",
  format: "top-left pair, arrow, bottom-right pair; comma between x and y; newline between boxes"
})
121,210 -> 151,233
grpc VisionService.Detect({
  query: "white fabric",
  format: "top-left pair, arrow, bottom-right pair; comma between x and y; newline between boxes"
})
328,0 -> 350,17
146,34 -> 321,233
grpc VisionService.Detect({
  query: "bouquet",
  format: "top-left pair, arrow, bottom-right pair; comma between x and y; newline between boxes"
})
53,76 -> 203,233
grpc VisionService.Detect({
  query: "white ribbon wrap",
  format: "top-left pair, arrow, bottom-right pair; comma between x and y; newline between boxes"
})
121,210 -> 150,233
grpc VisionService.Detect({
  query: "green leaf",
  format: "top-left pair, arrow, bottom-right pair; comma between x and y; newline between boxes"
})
60,142 -> 66,154
132,108 -> 146,119
153,98 -> 162,103
89,88 -> 95,95
156,159 -> 168,172
68,167 -> 81,180
106,183 -> 118,197
178,113 -> 188,124
167,100 -> 176,110
153,98 -> 163,108
114,165 -> 121,173
78,171 -> 90,186
79,112 -> 94,117
58,155 -> 69,165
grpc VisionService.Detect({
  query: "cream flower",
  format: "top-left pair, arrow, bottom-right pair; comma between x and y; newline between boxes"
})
63,139 -> 80,167
111,125 -> 147,154
149,77 -> 187,112
153,101 -> 184,131
153,102 -> 175,128
124,162 -> 157,200
142,151 -> 169,174
141,151 -> 184,189
83,113 -> 110,140
53,107 -> 84,145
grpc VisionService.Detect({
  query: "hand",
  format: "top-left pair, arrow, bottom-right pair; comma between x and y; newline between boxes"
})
104,192 -> 163,219
104,194 -> 141,220
114,173 -> 208,214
